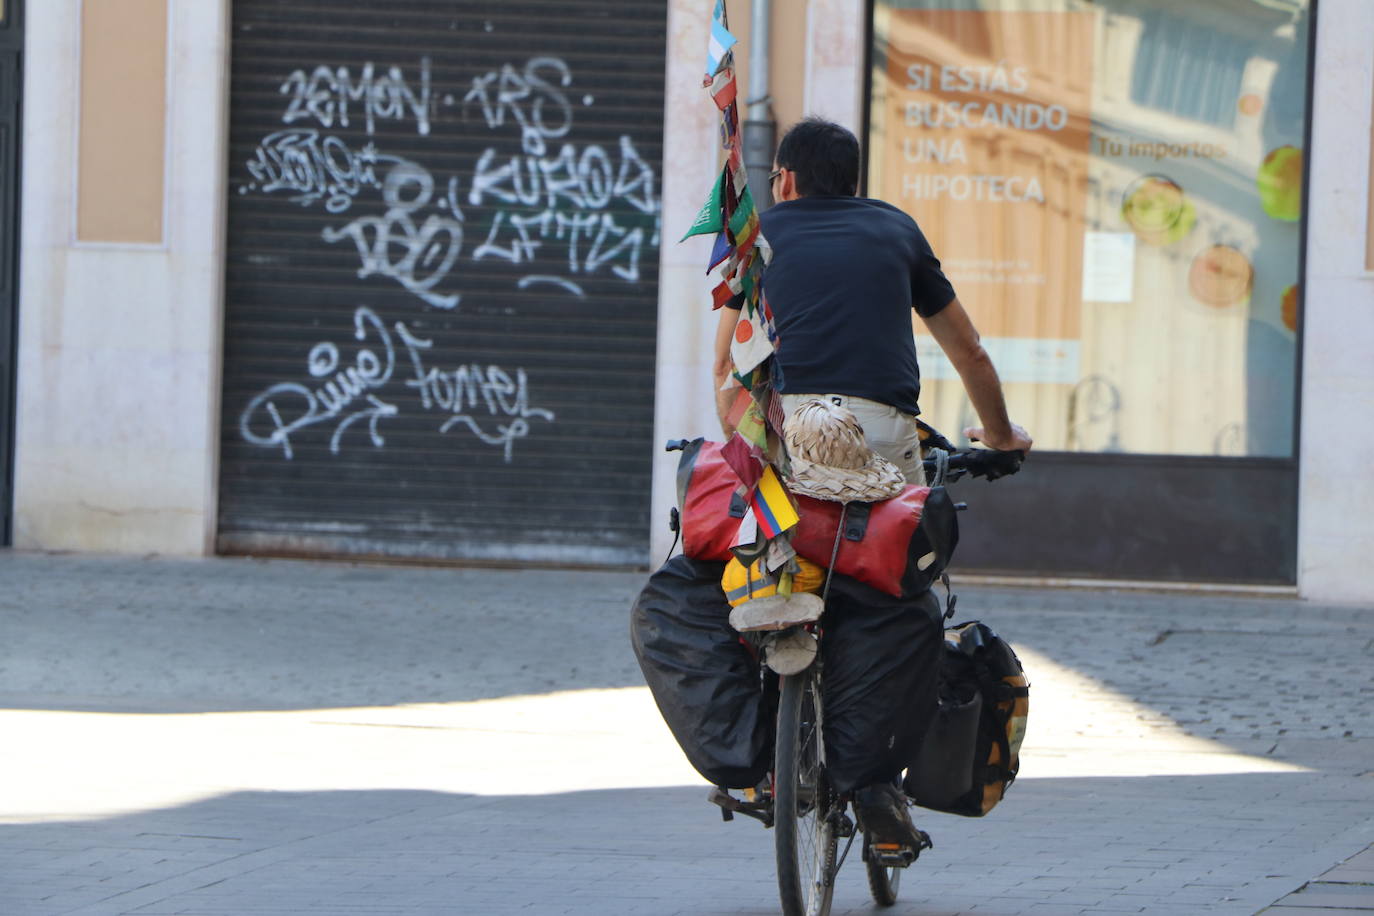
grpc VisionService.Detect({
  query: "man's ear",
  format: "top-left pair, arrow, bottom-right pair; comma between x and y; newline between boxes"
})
778,170 -> 798,201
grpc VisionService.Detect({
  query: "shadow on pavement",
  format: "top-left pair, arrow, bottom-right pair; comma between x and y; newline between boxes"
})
2,774 -> 1368,916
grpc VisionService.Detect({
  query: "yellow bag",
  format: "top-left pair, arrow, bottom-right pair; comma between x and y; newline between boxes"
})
721,556 -> 825,607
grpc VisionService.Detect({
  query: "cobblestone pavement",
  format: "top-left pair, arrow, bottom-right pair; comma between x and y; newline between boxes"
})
1,551 -> 1371,915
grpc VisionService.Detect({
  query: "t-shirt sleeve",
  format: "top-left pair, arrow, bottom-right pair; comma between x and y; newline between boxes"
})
909,225 -> 956,318
723,289 -> 744,311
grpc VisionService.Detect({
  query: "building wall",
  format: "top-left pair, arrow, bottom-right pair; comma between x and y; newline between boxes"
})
13,0 -> 228,554
9,0 -> 1371,603
1295,0 -> 1374,603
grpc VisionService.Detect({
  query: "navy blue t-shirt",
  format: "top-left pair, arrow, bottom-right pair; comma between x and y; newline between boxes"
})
727,196 -> 955,415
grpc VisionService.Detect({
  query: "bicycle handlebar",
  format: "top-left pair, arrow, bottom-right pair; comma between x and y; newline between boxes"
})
928,448 -> 1024,483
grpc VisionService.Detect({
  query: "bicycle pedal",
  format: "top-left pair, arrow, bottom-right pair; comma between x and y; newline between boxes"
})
869,842 -> 919,868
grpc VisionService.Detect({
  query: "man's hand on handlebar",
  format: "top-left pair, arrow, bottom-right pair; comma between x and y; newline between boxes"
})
963,422 -> 1033,454
925,447 -> 1024,483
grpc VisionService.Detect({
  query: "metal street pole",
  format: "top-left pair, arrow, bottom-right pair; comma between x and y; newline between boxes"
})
742,0 -> 775,209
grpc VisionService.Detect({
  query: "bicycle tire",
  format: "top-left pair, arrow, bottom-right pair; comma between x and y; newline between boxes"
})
864,837 -> 901,907
774,670 -> 837,916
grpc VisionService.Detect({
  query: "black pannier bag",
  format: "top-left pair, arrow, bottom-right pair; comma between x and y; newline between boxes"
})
630,555 -> 946,794
816,575 -> 944,793
630,555 -> 774,789
903,621 -> 1029,817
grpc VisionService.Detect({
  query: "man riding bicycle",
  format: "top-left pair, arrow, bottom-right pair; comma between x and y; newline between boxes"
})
712,116 -> 1033,854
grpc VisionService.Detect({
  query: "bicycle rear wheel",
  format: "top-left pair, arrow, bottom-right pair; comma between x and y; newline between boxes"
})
864,837 -> 901,907
774,670 -> 836,916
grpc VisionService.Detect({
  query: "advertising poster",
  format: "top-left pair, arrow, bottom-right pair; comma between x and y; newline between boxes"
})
870,1 -> 1310,458
871,10 -> 1095,386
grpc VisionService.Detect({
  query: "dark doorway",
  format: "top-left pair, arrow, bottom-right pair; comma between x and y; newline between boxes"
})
0,0 -> 22,546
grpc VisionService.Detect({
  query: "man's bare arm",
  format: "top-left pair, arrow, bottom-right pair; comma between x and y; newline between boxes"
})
920,296 -> 1033,453
713,307 -> 739,437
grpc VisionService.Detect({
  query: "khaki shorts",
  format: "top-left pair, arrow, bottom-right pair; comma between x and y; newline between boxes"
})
780,393 -> 927,486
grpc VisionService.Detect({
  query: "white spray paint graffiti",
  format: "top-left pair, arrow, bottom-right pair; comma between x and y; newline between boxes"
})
281,59 -> 433,137
463,59 -> 659,295
239,307 -> 398,459
237,55 -> 651,461
321,162 -> 465,310
244,56 -> 659,308
395,324 -> 556,462
462,57 -> 573,156
467,135 -> 658,288
240,307 -> 555,462
244,130 -> 395,213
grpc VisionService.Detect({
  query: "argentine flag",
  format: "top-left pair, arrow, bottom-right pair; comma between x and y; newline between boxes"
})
705,0 -> 737,77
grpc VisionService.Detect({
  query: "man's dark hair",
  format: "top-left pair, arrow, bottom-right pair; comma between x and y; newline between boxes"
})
775,117 -> 861,197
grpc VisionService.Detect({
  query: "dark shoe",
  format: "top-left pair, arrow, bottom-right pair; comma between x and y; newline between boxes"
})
852,782 -> 931,853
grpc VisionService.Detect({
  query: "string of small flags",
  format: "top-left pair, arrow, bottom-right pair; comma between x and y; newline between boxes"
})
680,0 -> 802,592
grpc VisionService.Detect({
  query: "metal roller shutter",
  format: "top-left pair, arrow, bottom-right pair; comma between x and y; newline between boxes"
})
219,0 -> 666,566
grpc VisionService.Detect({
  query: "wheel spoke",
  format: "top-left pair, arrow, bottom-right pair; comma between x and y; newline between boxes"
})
775,672 -> 837,916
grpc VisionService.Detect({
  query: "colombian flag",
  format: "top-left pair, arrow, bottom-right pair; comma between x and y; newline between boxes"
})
750,466 -> 799,539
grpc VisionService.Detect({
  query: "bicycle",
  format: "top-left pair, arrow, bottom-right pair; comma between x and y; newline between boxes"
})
687,444 -> 1023,916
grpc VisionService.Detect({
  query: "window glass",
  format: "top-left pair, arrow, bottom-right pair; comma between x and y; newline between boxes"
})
868,0 -> 1311,457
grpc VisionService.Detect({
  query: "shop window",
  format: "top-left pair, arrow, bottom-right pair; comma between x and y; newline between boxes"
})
868,0 -> 1312,458
1129,9 -> 1249,128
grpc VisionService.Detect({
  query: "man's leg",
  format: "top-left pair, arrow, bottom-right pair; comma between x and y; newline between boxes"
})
821,585 -> 943,852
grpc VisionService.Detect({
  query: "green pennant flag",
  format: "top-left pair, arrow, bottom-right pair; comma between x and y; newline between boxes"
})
728,186 -> 757,237
681,168 -> 726,241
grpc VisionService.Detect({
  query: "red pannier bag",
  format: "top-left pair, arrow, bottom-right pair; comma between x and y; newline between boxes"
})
674,439 -> 750,562
675,439 -> 958,597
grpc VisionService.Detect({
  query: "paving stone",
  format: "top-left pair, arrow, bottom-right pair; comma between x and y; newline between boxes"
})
0,551 -> 1371,915
1271,881 -> 1374,908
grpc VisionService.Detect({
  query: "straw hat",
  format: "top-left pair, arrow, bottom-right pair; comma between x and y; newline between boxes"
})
783,398 -> 906,503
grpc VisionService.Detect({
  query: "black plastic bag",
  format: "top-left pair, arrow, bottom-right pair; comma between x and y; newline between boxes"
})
630,555 -> 773,789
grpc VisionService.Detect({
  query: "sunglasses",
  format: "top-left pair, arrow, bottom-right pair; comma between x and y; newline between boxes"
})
769,167 -> 784,183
